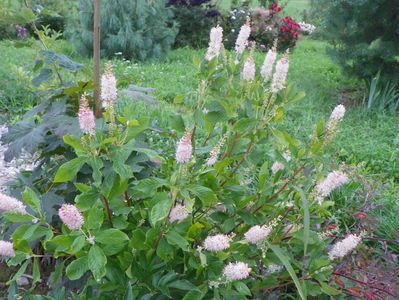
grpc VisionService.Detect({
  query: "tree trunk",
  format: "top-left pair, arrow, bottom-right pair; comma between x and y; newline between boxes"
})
93,0 -> 102,117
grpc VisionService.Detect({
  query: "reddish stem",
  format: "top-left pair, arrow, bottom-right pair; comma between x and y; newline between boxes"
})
332,272 -> 397,297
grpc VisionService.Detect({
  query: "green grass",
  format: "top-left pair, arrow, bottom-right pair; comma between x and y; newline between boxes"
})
284,0 -> 309,19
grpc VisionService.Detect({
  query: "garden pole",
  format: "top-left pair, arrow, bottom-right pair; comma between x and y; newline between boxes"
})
93,0 -> 102,118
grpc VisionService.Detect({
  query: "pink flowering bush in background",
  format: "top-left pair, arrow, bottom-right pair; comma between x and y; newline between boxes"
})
223,2 -> 301,52
0,21 -> 371,299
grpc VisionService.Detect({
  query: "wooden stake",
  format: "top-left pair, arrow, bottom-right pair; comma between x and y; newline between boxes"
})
93,0 -> 102,118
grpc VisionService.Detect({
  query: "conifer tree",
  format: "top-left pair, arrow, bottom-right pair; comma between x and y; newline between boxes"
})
69,0 -> 178,61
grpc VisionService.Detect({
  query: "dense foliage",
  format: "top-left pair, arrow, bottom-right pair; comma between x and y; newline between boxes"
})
0,21 -> 371,299
313,0 -> 399,82
69,0 -> 178,61
168,0 -> 219,48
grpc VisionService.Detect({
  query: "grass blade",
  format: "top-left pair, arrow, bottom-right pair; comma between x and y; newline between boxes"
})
267,242 -> 307,300
295,186 -> 310,257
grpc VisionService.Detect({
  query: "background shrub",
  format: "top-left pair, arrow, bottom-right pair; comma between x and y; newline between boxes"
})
68,0 -> 178,61
168,0 -> 219,48
313,0 -> 399,82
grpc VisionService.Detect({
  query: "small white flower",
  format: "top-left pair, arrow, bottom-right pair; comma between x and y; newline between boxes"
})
328,233 -> 363,260
271,161 -> 284,174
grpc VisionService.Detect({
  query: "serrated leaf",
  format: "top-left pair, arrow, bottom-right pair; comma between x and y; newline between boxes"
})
168,280 -> 198,291
189,185 -> 217,207
66,256 -> 89,281
54,157 -> 86,183
88,245 -> 106,280
165,231 -> 189,251
32,68 -> 53,87
3,212 -> 33,223
150,195 -> 173,227
95,229 -> 129,255
233,281 -> 251,296
22,187 -> 41,213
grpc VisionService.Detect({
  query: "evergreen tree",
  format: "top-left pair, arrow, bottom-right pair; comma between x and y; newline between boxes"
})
69,0 -> 178,61
314,0 -> 399,82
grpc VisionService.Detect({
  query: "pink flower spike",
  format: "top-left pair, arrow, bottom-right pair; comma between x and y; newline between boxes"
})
59,204 -> 84,230
242,56 -> 255,81
235,21 -> 251,55
0,240 -> 15,258
0,192 -> 27,214
78,93 -> 96,135
271,53 -> 289,93
175,130 -> 193,164
205,25 -> 223,61
203,234 -> 230,252
223,262 -> 251,281
169,204 -> 189,223
101,63 -> 117,108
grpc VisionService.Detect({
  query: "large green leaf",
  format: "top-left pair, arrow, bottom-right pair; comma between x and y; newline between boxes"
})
32,68 -> 53,87
95,229 -> 129,255
22,187 -> 41,213
165,231 -> 189,251
66,256 -> 89,281
54,157 -> 86,183
88,245 -> 107,280
150,194 -> 173,227
188,185 -> 218,207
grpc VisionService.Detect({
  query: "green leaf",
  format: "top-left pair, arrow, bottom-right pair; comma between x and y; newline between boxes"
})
268,243 -> 307,300
22,187 -> 41,213
32,68 -> 53,87
156,237 -> 174,261
66,256 -> 89,281
54,157 -> 86,183
87,206 -> 104,230
64,135 -> 85,153
319,281 -> 341,296
88,245 -> 107,280
295,187 -> 310,257
3,212 -> 33,223
189,185 -> 217,207
165,231 -> 189,251
20,7 -> 37,23
49,261 -> 65,288
70,235 -> 86,253
8,260 -> 29,284
32,257 -> 40,284
95,229 -> 129,255
234,281 -> 251,296
150,195 -> 173,227
168,280 -> 198,291
130,228 -> 148,250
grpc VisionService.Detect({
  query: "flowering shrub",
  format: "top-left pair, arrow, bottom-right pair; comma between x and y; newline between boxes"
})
298,21 -> 316,35
223,2 -> 300,51
1,22 -> 368,299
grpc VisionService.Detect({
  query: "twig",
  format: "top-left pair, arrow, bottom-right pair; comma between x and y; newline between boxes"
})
252,164 -> 306,214
101,196 -> 113,227
332,272 -> 397,297
221,139 -> 254,187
